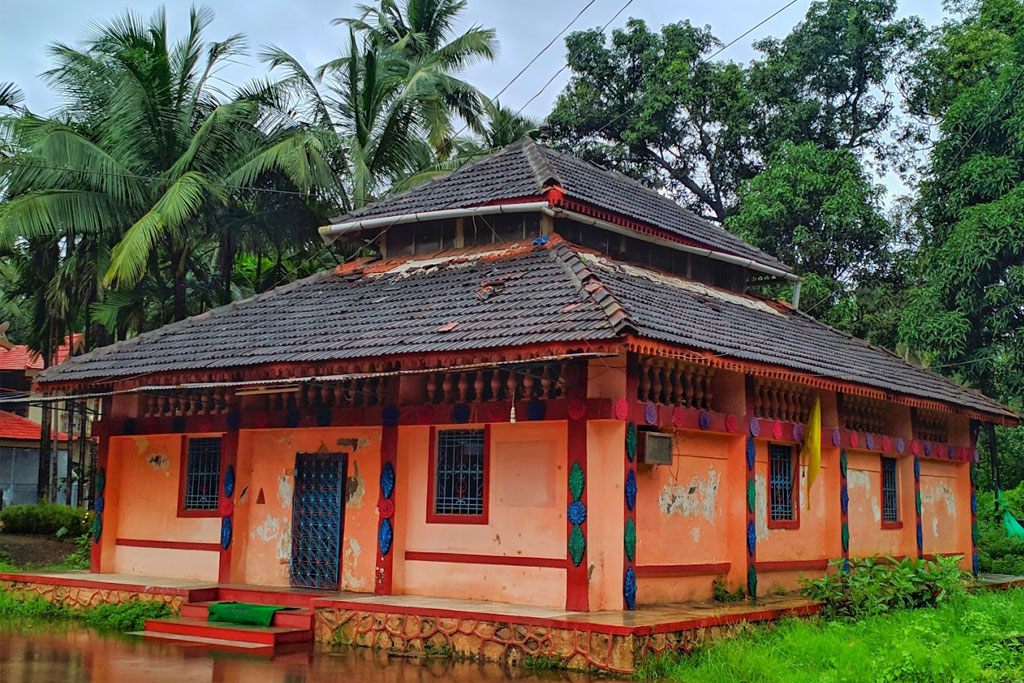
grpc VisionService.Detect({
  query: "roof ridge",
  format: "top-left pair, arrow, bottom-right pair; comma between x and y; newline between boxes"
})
521,137 -> 562,189
550,243 -> 634,335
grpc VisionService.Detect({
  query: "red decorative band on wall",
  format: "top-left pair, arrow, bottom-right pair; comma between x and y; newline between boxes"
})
115,538 -> 221,552
756,559 -> 829,572
634,562 -> 731,578
404,551 -> 567,569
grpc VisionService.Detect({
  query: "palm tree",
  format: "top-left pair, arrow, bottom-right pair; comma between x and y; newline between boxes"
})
337,0 -> 496,152
0,83 -> 23,110
0,7 -> 337,321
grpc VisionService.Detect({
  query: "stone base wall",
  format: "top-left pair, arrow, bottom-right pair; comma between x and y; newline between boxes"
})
314,606 -> 726,673
0,579 -> 185,612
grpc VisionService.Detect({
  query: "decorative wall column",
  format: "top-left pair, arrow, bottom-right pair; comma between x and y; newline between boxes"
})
839,448 -> 850,571
623,421 -> 637,610
89,427 -> 109,573
745,434 -> 757,599
218,425 -> 240,584
970,455 -> 979,577
913,453 -> 923,560
566,402 -> 588,611
375,407 -> 400,595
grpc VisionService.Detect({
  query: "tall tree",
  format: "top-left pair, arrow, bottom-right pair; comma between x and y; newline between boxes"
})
0,6 -> 335,322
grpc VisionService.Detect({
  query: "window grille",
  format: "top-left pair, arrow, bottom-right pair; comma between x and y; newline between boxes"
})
433,430 -> 486,516
882,457 -> 899,523
183,438 -> 221,511
769,444 -> 795,521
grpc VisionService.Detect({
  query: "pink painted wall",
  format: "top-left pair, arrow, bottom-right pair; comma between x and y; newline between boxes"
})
920,459 -> 969,560
846,450 -> 914,559
586,420 -> 626,611
754,439 -> 830,592
107,434 -> 220,580
233,427 -> 380,590
396,421 -> 567,607
635,431 -> 744,602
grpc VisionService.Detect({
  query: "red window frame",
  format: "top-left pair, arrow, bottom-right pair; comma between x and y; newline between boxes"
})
426,425 -> 490,525
177,435 -> 223,518
880,455 -> 903,529
767,443 -> 800,530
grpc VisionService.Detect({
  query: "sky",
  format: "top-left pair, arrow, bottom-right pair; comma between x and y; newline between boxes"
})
2,0 -> 948,198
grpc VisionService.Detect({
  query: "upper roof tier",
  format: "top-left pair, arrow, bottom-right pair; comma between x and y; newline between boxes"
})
325,138 -> 790,274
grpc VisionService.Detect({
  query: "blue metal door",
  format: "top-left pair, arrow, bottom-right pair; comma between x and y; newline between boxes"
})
290,451 -> 346,590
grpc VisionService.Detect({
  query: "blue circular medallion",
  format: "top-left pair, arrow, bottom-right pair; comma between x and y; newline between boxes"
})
452,403 -> 470,424
644,402 -> 657,425
224,465 -> 235,498
567,500 -> 587,525
382,405 -> 400,427
316,406 -> 332,427
226,410 -> 241,432
527,399 -> 546,421
749,419 -> 760,437
699,410 -> 712,431
897,438 -> 905,454
286,409 -> 301,428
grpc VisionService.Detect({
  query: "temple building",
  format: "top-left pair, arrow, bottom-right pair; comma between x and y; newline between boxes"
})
29,138 -> 1014,636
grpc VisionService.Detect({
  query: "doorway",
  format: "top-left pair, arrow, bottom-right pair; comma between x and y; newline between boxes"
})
290,450 -> 346,590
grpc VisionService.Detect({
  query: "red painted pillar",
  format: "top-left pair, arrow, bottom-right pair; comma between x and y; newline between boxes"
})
218,428 -> 240,584
566,411 -> 589,611
89,428 -> 109,573
375,422 -> 399,594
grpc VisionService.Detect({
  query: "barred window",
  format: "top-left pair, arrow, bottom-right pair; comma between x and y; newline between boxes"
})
183,438 -> 221,511
769,444 -> 796,522
882,456 -> 899,523
433,429 -> 486,517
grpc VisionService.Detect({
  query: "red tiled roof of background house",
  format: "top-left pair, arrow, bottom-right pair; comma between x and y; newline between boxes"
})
0,409 -> 68,441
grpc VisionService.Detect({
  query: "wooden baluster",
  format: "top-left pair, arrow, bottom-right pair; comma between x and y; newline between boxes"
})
555,364 -> 569,399
491,370 -> 503,401
333,383 -> 344,407
441,373 -> 454,402
474,371 -> 485,403
506,371 -> 519,404
426,373 -> 438,404
522,370 -> 535,400
650,360 -> 663,404
639,358 -> 651,402
694,366 -> 705,410
458,372 -> 469,403
708,368 -> 716,411
541,365 -> 553,400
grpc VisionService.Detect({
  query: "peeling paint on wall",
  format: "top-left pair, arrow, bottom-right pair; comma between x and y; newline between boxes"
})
932,517 -> 940,539
755,473 -> 769,539
342,538 -> 367,590
690,526 -> 701,543
922,481 -> 957,517
658,467 -> 720,521
146,453 -> 169,475
278,472 -> 293,508
847,470 -> 881,522
253,515 -> 281,543
134,437 -> 149,455
346,461 -> 365,508
277,518 -> 292,563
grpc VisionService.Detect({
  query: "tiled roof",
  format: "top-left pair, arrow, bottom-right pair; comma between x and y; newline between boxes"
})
0,335 -> 83,372
37,238 -> 1011,419
0,410 -> 66,441
330,138 -> 788,272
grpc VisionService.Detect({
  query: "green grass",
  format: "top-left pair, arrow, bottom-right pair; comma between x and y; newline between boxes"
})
0,589 -> 171,631
637,588 -> 1024,682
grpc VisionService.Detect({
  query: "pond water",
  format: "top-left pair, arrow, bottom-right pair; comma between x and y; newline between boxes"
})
0,622 -> 616,682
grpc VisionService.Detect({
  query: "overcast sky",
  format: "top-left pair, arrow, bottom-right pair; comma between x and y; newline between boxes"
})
3,0 -> 948,115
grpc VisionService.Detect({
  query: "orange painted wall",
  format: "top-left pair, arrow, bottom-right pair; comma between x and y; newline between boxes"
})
754,439 -> 830,592
920,459 -> 970,561
846,451 -> 914,559
634,430 -> 744,602
396,421 -> 567,607
587,420 -> 625,611
233,427 -> 380,589
107,434 -> 220,580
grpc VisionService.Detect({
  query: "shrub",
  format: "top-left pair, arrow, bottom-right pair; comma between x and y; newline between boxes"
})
0,503 -> 91,536
0,589 -> 170,631
976,484 -> 1024,575
800,555 -> 969,619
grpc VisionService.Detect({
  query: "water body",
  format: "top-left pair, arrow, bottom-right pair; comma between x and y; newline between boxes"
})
0,622 -> 610,683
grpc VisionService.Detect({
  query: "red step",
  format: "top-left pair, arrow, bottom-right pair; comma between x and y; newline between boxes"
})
143,617 -> 312,646
217,587 -> 327,609
180,602 -> 313,629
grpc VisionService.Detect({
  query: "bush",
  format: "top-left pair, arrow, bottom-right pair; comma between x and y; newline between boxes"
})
0,503 -> 91,536
977,484 -> 1024,575
800,555 -> 969,619
0,589 -> 170,631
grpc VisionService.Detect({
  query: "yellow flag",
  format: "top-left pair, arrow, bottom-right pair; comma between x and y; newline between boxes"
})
802,396 -> 821,508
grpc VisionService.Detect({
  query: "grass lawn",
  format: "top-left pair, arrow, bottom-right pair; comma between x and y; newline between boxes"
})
638,588 -> 1024,682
